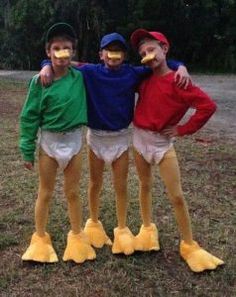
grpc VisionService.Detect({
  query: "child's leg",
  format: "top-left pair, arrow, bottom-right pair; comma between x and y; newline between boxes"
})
111,150 -> 135,256
133,149 -> 152,227
35,151 -> 58,236
111,150 -> 129,229
133,149 -> 160,251
88,147 -> 105,222
63,152 -> 82,234
84,147 -> 112,248
22,151 -> 58,263
63,151 -> 96,263
158,148 -> 193,243
159,148 -> 224,272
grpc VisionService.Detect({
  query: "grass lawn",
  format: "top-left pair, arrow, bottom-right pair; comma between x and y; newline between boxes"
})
0,78 -> 235,297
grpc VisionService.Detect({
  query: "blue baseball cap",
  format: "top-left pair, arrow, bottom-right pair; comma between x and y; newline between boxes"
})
100,33 -> 127,50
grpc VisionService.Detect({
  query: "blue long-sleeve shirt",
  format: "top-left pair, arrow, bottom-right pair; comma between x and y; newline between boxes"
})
42,60 -> 183,131
78,63 -> 149,130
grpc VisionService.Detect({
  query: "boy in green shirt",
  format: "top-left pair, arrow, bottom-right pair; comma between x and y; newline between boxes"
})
19,23 -> 95,263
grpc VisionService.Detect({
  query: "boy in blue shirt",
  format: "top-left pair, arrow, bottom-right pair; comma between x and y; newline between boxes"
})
40,32 -> 190,256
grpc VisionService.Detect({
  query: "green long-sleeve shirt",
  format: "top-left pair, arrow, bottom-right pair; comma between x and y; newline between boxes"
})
19,67 -> 87,162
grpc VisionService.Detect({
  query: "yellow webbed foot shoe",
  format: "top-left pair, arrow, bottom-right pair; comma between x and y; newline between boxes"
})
180,240 -> 224,273
22,232 -> 58,263
134,223 -> 160,251
84,219 -> 112,248
112,227 -> 135,256
63,230 -> 96,264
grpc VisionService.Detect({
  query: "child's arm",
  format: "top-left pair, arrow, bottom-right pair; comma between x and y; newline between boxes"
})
174,65 -> 191,89
71,60 -> 88,67
161,85 -> 217,137
167,60 -> 191,89
177,86 -> 217,136
19,76 -> 42,169
40,60 -> 86,86
40,60 -> 53,86
136,60 -> 192,89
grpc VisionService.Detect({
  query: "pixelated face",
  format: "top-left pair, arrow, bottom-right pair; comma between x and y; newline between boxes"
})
99,42 -> 126,69
138,39 -> 168,69
46,39 -> 74,68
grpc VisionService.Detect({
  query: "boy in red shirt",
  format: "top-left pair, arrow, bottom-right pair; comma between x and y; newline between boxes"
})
130,29 -> 224,272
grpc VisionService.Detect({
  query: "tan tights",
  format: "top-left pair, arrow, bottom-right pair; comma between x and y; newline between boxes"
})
88,148 -> 128,229
35,149 -> 82,237
134,147 -> 193,244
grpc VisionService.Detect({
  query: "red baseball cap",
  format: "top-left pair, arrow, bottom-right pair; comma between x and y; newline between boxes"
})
130,29 -> 169,50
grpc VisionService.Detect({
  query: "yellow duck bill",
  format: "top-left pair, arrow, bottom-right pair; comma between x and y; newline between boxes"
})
141,53 -> 156,64
107,51 -> 122,60
54,49 -> 71,58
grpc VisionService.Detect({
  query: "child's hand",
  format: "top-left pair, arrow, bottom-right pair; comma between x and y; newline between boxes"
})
24,162 -> 34,171
160,126 -> 178,137
174,66 -> 192,89
40,65 -> 53,86
71,60 -> 80,67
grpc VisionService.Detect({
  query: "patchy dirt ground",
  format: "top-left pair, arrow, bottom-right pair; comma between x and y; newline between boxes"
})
192,74 -> 236,141
0,70 -> 37,81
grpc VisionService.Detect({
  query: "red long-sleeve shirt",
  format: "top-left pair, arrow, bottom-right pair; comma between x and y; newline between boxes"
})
133,71 -> 217,136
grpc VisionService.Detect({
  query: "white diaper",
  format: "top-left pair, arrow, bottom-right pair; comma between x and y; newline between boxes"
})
86,128 -> 130,163
133,127 -> 174,164
39,128 -> 83,170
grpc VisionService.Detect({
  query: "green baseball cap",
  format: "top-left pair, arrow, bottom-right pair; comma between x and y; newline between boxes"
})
45,22 -> 76,42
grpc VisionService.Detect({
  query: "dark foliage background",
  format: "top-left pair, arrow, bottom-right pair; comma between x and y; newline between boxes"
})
0,0 -> 236,72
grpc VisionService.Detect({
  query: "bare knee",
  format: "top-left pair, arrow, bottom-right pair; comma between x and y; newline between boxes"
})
113,176 -> 127,194
38,189 -> 54,203
89,179 -> 103,193
114,184 -> 127,198
65,188 -> 79,202
140,180 -> 152,193
170,194 -> 185,208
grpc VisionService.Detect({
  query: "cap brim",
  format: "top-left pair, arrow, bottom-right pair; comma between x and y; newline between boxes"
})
101,40 -> 127,50
131,29 -> 155,50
